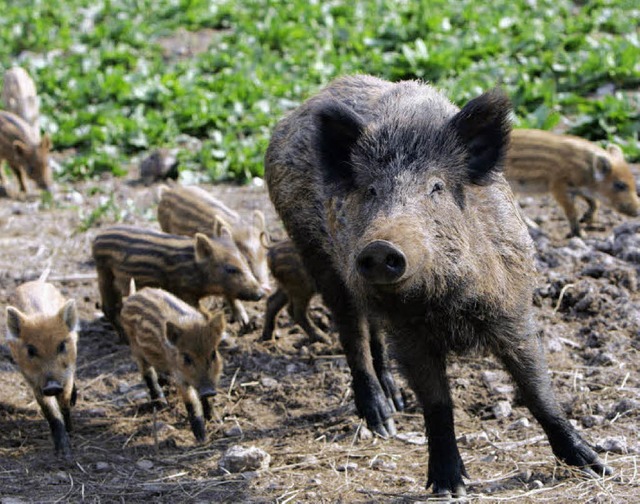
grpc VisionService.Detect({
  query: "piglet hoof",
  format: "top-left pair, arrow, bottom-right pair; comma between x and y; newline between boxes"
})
55,440 -> 73,463
190,416 -> 207,443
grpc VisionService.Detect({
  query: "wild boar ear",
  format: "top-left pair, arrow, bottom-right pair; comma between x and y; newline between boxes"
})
194,233 -> 216,260
449,88 -> 512,185
315,101 -> 365,188
12,140 -> 28,159
209,311 -> 226,344
606,144 -> 624,161
165,321 -> 181,345
593,155 -> 612,182
5,306 -> 25,341
58,299 -> 78,332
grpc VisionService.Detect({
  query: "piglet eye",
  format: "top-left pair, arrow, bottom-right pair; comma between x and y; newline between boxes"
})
613,180 -> 628,192
58,341 -> 66,354
27,345 -> 38,358
223,265 -> 241,275
183,353 -> 193,366
210,349 -> 217,361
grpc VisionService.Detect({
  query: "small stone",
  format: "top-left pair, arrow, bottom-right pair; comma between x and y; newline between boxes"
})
481,370 -> 513,395
613,399 -> 639,415
241,471 -> 260,480
531,480 -> 544,489
398,475 -> 417,485
1,498 -> 28,504
596,437 -> 628,454
371,458 -> 397,472
136,459 -> 154,471
219,445 -> 271,473
298,346 -> 310,357
459,431 -> 489,447
285,364 -> 297,374
507,417 -> 530,430
492,400 -> 512,419
357,425 -> 373,441
336,462 -> 358,472
94,462 -> 111,473
224,425 -> 243,437
396,431 -> 427,445
308,477 -> 322,485
260,376 -> 278,389
581,415 -> 604,428
64,191 -> 84,205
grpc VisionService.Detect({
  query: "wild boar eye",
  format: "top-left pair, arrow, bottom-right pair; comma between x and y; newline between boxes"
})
223,265 -> 241,275
210,349 -> 217,361
366,185 -> 377,198
57,341 -> 66,354
27,345 -> 38,358
429,181 -> 445,195
183,353 -> 193,366
613,180 -> 628,192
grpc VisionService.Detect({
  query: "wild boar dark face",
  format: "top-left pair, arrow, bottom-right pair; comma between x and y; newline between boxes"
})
314,89 -> 512,302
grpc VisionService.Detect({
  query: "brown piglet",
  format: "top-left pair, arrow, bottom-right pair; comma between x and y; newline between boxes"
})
92,225 -> 264,340
121,287 -> 224,442
505,128 -> 640,237
0,110 -> 52,197
261,239 -> 330,344
157,185 -> 271,327
5,269 -> 79,459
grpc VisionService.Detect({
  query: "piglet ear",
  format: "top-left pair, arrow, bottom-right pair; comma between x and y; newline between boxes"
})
209,311 -> 226,345
195,233 -> 216,260
58,300 -> 78,332
448,88 -> 512,185
165,321 -> 181,345
6,306 -> 25,341
314,100 -> 365,189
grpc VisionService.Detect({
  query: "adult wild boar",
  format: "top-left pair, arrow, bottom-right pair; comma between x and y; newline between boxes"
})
265,75 -> 611,496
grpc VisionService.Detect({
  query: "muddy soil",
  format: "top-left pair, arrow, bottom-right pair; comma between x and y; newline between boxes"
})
0,171 -> 639,503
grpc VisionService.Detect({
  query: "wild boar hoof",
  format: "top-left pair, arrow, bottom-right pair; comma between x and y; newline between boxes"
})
378,370 -> 405,412
427,454 -> 468,498
560,440 -> 613,477
354,379 -> 397,438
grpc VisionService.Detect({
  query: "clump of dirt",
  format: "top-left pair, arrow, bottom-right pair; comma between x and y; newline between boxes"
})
0,175 -> 638,503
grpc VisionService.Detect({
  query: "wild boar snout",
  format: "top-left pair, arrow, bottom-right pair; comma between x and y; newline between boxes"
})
356,240 -> 407,285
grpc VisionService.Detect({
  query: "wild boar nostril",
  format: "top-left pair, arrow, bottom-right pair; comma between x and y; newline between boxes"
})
357,240 -> 407,284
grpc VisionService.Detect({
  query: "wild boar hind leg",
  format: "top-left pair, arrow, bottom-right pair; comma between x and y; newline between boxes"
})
493,333 -> 612,477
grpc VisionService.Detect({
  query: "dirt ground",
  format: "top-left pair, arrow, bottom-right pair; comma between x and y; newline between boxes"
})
0,167 -> 639,503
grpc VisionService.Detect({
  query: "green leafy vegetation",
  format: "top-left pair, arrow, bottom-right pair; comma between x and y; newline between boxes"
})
1,0 -> 638,183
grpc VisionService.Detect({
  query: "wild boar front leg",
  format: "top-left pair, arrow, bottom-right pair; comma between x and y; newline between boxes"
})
36,394 -> 72,460
179,384 -> 206,442
397,346 -> 467,497
494,332 -> 612,477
